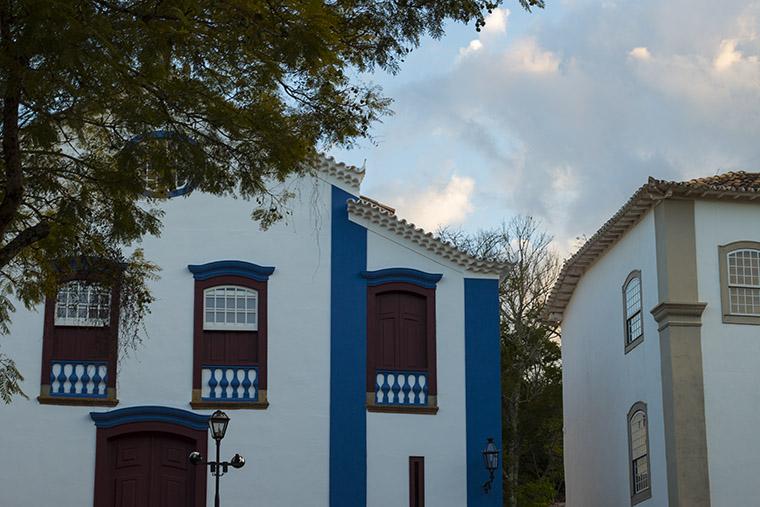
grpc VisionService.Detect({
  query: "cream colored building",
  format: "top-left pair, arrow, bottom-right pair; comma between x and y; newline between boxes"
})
548,172 -> 760,507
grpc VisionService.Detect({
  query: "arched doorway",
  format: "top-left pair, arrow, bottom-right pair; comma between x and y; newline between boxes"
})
91,406 -> 209,507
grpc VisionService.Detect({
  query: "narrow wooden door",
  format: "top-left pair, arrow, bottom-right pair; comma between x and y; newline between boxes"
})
107,432 -> 199,507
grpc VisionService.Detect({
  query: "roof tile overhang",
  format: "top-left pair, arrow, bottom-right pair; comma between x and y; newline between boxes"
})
347,197 -> 509,276
546,172 -> 760,322
312,153 -> 365,193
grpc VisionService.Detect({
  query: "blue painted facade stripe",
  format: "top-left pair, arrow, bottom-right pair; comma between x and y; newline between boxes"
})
360,267 -> 443,288
187,260 -> 276,281
330,185 -> 367,507
464,278 -> 503,507
90,406 -> 210,430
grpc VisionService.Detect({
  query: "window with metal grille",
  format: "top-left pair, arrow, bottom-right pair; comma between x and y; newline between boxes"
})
628,404 -> 651,504
623,272 -> 643,346
203,285 -> 258,331
54,281 -> 112,327
727,249 -> 760,315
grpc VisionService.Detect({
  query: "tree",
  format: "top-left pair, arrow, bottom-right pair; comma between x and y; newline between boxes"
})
441,216 -> 563,507
0,0 -> 547,402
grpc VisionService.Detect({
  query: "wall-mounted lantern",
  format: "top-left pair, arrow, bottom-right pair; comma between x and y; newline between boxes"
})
482,437 -> 499,493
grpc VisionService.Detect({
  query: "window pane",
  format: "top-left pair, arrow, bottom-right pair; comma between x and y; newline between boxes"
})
625,277 -> 642,317
729,249 -> 760,287
627,313 -> 642,343
729,286 -> 760,315
633,457 -> 649,493
54,281 -> 111,326
203,285 -> 258,330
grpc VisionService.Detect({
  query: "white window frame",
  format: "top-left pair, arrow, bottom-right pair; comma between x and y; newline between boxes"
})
203,285 -> 258,331
54,281 -> 111,327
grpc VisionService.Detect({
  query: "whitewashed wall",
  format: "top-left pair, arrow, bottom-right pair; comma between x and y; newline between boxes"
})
694,199 -> 760,506
362,226 -> 478,507
0,174 -> 334,507
561,211 -> 668,507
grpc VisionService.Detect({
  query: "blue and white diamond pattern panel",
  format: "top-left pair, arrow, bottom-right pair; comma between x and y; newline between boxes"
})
202,366 -> 258,401
375,371 -> 428,406
50,361 -> 108,398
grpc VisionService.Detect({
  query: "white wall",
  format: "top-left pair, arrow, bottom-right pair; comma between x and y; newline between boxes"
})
0,174 -> 334,507
694,199 -> 760,506
561,211 -> 668,507
364,227 -> 474,507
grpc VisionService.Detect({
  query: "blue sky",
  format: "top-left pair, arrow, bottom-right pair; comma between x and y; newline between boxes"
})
329,0 -> 760,254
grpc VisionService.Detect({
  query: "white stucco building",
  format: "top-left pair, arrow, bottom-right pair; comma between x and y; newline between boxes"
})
548,172 -> 760,507
0,156 -> 505,507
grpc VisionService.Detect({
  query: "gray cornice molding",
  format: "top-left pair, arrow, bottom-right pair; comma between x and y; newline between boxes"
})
650,301 -> 708,331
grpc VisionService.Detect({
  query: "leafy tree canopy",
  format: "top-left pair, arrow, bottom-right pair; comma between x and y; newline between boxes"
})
0,0 -> 544,401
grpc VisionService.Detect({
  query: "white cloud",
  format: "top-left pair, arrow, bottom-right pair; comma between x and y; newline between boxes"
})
714,39 -> 744,70
458,8 -> 509,60
393,175 -> 475,231
482,8 -> 510,35
333,0 -> 760,256
459,39 -> 483,58
504,38 -> 561,74
629,47 -> 652,60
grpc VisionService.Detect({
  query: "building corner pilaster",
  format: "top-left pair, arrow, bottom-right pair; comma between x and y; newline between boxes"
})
653,199 -> 711,507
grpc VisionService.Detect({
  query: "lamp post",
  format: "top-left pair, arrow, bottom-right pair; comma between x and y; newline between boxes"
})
482,437 -> 499,493
189,410 -> 246,507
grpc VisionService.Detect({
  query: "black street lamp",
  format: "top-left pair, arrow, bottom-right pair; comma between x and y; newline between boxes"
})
189,410 -> 246,507
482,437 -> 499,493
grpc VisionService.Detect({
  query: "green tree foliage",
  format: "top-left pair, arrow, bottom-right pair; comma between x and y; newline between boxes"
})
441,216 -> 563,506
0,0 -> 544,402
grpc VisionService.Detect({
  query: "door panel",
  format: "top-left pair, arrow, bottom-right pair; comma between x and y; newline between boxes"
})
107,431 -> 198,507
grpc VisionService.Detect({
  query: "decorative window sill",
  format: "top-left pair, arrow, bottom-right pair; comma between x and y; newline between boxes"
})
190,400 -> 269,410
38,395 -> 118,407
722,313 -> 760,325
366,403 -> 438,415
624,335 -> 644,354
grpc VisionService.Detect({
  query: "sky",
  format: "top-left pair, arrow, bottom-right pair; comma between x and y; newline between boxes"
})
328,0 -> 760,255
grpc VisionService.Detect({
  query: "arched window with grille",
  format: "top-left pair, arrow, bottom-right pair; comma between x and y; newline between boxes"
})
719,242 -> 760,324
623,270 -> 644,352
628,402 -> 651,504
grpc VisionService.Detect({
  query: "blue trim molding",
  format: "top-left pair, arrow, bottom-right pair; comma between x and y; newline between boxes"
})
330,185 -> 367,506
465,278 -> 503,506
90,406 -> 209,431
128,130 -> 197,198
188,260 -> 275,282
360,268 -> 442,289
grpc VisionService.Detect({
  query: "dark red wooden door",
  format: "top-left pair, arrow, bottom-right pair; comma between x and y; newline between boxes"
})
108,432 -> 198,507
